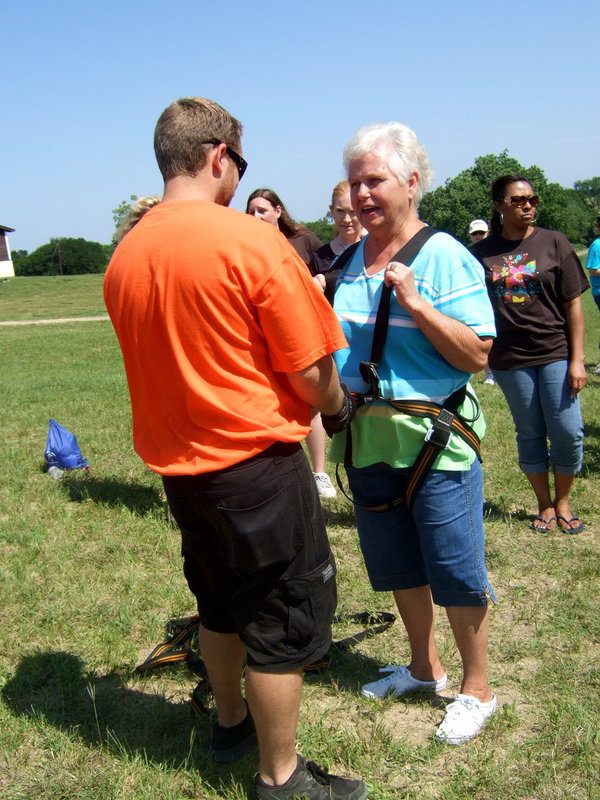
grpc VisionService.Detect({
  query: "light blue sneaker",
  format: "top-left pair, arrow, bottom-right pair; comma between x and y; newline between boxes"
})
361,665 -> 447,699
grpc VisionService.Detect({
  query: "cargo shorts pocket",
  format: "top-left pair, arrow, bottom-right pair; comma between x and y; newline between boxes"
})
284,552 -> 337,655
217,483 -> 302,572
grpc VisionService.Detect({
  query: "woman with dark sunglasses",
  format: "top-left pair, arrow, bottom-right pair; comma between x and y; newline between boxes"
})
472,174 -> 589,534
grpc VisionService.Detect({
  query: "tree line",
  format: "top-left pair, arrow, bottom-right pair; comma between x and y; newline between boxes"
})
12,238 -> 111,277
11,153 -> 600,276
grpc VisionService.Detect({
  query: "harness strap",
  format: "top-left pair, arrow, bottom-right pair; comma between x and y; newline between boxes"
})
386,399 -> 481,455
137,611 -> 397,716
359,227 -> 438,400
338,386 -> 481,511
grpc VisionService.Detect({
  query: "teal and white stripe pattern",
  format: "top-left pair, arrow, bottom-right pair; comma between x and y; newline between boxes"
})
333,233 -> 496,402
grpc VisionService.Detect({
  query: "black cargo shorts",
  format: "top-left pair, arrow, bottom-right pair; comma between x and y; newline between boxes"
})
163,442 -> 337,672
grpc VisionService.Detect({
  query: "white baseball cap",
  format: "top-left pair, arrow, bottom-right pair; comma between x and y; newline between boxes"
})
469,219 -> 489,235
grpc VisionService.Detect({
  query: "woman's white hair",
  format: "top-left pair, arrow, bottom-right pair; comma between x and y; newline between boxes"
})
343,122 -> 433,208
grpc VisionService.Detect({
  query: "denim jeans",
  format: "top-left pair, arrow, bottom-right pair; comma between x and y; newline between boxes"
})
345,458 -> 494,607
492,360 -> 584,475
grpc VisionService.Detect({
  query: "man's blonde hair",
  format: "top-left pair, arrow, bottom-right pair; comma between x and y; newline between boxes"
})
154,97 -> 242,181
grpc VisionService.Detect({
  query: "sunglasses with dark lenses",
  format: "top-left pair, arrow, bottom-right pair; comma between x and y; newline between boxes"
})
202,139 -> 248,180
505,194 -> 539,208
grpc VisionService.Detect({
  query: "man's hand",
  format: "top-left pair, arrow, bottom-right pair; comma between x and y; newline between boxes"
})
321,385 -> 362,436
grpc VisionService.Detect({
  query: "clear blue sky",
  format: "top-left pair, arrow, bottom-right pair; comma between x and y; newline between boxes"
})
2,0 -> 598,252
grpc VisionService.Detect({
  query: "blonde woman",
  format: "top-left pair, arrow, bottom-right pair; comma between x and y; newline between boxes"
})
115,195 -> 162,243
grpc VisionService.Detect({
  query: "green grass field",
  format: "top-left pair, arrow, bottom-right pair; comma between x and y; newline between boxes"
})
0,275 -> 598,800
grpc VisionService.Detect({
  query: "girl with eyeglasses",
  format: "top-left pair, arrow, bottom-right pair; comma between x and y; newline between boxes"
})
472,174 -> 590,535
309,180 -> 365,304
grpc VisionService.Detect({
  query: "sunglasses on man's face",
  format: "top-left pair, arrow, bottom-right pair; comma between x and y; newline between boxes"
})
202,139 -> 248,180
505,194 -> 539,208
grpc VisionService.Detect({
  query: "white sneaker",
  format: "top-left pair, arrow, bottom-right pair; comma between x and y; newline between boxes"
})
361,665 -> 448,699
483,371 -> 495,385
313,472 -> 336,499
435,693 -> 497,745
594,362 -> 600,375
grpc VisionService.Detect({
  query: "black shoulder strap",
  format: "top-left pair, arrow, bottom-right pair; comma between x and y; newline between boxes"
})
331,240 -> 361,276
370,226 -> 438,366
322,241 -> 361,305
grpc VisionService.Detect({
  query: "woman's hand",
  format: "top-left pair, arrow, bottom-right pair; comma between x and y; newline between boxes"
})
384,261 -> 492,374
313,274 -> 326,293
568,358 -> 587,397
384,262 -> 422,311
563,296 -> 587,397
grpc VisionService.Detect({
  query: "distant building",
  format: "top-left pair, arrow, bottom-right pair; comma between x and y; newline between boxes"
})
0,225 -> 15,278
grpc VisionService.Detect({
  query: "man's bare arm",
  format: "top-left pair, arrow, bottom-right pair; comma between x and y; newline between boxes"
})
286,354 -> 344,416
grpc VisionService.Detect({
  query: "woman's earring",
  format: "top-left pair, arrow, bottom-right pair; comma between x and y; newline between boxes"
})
500,212 -> 504,225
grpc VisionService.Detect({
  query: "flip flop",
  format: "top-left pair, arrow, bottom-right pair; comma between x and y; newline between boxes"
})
556,514 -> 584,534
529,514 -> 556,533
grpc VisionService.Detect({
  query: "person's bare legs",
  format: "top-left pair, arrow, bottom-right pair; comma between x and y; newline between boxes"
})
525,470 -> 556,530
392,585 -> 445,681
198,625 -> 247,726
445,605 -> 493,702
306,409 -> 326,474
245,667 -> 303,786
553,471 -> 579,531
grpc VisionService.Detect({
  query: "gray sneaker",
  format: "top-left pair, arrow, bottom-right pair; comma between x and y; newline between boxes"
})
255,755 -> 368,800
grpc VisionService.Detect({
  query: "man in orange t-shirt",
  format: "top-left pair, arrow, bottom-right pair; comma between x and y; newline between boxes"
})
104,98 -> 366,800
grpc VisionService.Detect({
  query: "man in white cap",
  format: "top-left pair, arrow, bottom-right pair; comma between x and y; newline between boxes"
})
468,219 -> 489,245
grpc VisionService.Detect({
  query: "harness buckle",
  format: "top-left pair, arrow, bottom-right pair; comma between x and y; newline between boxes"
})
359,361 -> 381,397
424,408 -> 454,449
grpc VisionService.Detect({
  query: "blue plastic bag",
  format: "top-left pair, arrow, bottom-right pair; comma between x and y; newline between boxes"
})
44,418 -> 89,470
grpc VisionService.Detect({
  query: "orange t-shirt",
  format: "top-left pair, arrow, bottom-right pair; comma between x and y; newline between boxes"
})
104,199 -> 347,475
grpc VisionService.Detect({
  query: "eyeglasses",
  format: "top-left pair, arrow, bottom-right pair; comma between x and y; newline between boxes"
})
471,231 -> 487,236
202,139 -> 248,180
505,194 -> 539,208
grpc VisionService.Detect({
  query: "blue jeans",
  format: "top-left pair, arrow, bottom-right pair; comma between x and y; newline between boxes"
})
492,361 -> 584,475
345,459 -> 494,607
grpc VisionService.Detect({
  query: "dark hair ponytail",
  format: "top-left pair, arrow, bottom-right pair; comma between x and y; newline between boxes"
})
489,174 -> 533,235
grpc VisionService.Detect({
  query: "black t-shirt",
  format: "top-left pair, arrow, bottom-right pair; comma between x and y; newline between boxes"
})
287,229 -> 322,266
309,243 -> 336,277
472,227 -> 589,369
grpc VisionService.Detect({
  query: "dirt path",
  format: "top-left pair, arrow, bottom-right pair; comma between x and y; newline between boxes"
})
0,315 -> 110,326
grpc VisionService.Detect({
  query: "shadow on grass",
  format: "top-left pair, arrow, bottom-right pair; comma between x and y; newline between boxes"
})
1,651 -> 255,794
59,472 -> 166,516
304,646 -> 449,712
581,421 -> 600,477
322,506 -> 356,527
2,642 -> 445,791
483,500 -> 532,524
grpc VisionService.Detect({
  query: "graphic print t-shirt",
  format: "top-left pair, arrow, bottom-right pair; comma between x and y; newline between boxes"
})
472,228 -> 589,370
